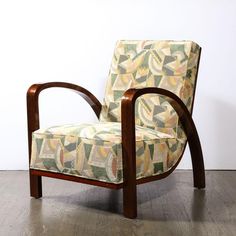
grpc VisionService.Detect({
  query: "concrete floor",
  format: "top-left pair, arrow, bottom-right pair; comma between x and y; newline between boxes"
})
0,171 -> 235,236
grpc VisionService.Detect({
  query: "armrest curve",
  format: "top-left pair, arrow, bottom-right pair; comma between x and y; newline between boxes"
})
27,82 -> 102,163
121,87 -> 205,188
27,82 -> 101,118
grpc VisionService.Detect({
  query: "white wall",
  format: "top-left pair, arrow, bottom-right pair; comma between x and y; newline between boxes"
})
0,0 -> 235,170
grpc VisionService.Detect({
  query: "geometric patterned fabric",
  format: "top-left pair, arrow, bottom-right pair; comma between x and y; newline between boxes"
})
30,122 -> 185,183
100,40 -> 201,135
30,40 -> 201,184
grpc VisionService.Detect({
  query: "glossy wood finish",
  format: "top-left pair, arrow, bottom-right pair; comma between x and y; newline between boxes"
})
27,82 -> 102,198
30,169 -> 122,190
27,57 -> 205,218
121,87 -> 205,218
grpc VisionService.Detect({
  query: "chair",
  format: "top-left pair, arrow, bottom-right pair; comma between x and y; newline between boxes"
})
27,40 -> 205,218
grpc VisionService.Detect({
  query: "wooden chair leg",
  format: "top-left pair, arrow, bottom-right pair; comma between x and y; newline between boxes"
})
123,183 -> 137,218
188,128 -> 205,189
121,92 -> 138,218
30,173 -> 42,198
192,150 -> 205,189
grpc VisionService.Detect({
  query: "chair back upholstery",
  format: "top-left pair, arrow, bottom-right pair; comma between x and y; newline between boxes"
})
100,40 -> 201,136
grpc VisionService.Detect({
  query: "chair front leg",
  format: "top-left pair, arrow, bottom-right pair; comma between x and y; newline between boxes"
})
27,85 -> 42,199
122,144 -> 137,219
121,96 -> 138,219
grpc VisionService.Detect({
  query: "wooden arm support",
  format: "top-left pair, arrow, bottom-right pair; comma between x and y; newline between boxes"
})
27,82 -> 102,163
27,82 -> 102,199
121,87 -> 205,217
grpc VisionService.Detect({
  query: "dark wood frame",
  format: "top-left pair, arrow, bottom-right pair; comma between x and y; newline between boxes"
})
27,50 -> 205,219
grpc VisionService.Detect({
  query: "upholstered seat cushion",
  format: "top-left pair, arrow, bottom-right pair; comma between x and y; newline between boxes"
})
30,122 -> 186,183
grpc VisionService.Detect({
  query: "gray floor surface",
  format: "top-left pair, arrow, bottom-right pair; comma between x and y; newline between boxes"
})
0,171 -> 235,236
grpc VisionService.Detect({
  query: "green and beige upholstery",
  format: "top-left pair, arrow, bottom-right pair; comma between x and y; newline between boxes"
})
30,40 -> 201,184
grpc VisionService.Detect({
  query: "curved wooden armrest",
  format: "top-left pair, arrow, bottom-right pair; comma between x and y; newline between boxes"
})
27,82 -> 101,118
121,87 -> 205,190
27,82 -> 102,163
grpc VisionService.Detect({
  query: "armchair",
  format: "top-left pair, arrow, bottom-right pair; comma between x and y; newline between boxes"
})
27,40 -> 205,218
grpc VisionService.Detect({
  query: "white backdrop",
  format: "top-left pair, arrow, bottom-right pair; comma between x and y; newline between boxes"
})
0,0 -> 235,170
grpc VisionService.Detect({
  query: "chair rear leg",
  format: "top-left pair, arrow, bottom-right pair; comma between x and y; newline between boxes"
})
30,173 -> 42,198
188,129 -> 206,189
192,151 -> 205,189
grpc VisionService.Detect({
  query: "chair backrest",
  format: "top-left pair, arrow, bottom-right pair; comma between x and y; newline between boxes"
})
99,40 -> 201,136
